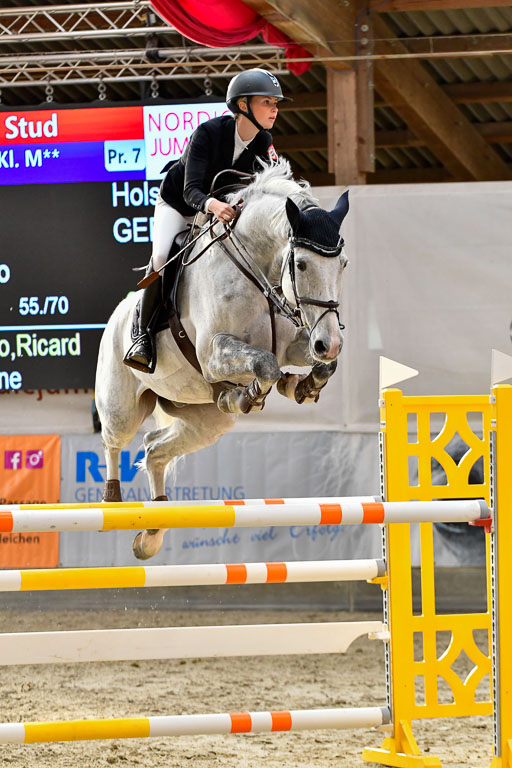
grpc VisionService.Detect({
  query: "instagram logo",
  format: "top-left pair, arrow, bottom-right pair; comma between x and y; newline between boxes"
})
26,450 -> 44,469
4,450 -> 22,470
4,449 -> 44,470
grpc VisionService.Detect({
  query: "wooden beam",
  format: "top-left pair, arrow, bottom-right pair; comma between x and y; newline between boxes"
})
375,82 -> 512,107
274,133 -> 328,151
242,0 -> 511,180
247,0 -> 372,181
242,0 -> 355,70
400,34 -> 512,57
478,121 -> 512,142
376,129 -> 422,148
371,14 -> 511,180
376,122 -> 512,146
369,0 -> 512,11
277,91 -> 327,111
442,81 -> 512,104
355,0 -> 375,173
327,70 -> 366,185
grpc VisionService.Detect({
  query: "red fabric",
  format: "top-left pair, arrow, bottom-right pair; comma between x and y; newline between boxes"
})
262,25 -> 311,76
150,0 -> 311,74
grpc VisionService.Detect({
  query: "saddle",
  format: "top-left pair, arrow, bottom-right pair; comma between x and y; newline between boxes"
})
130,221 -> 209,380
130,226 -> 192,338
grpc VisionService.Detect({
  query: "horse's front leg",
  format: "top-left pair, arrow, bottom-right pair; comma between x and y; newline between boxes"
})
277,360 -> 338,404
206,333 -> 281,415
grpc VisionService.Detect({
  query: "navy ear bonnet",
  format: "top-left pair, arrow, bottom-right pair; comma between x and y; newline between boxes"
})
285,191 -> 349,257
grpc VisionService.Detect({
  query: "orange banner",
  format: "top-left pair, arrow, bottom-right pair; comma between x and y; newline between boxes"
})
0,435 -> 60,568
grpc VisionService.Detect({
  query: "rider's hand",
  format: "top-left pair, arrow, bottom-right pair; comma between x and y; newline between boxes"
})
207,199 -> 236,224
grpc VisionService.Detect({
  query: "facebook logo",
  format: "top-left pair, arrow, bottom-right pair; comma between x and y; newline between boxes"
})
4,450 -> 22,470
4,449 -> 44,470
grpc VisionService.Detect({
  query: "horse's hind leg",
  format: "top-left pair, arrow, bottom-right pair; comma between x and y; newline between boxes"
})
132,402 -> 236,560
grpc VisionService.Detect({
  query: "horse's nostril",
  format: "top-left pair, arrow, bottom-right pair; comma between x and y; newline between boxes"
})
314,339 -> 328,355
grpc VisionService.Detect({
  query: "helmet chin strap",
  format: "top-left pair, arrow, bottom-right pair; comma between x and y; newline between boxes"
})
238,98 -> 264,132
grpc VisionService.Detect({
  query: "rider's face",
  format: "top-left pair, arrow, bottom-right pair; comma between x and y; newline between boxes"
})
248,96 -> 279,129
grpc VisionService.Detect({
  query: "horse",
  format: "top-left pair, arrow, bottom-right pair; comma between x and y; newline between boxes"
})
95,158 -> 350,560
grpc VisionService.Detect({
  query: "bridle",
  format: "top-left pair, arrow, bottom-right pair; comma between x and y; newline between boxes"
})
212,207 -> 347,356
283,224 -> 346,335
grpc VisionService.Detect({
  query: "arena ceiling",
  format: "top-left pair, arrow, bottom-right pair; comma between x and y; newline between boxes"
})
2,0 -> 512,184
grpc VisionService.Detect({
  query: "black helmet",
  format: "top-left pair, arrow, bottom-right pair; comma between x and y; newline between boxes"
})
226,68 -> 292,114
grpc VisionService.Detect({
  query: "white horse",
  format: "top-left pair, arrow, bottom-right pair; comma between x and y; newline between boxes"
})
95,158 -> 349,560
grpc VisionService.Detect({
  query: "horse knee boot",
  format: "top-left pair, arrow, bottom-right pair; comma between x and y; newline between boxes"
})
123,274 -> 161,373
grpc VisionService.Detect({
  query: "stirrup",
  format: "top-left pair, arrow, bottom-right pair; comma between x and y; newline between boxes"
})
123,335 -> 155,374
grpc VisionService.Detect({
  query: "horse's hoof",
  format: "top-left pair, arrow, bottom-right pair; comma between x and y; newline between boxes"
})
132,531 -> 154,560
277,373 -> 300,400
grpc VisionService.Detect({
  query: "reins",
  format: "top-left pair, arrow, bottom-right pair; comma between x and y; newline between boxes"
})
137,170 -> 255,289
136,219 -> 225,289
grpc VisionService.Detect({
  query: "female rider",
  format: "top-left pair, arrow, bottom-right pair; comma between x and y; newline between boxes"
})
124,68 -> 291,373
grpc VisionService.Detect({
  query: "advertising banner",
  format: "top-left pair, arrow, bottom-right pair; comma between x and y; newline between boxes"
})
0,434 -> 60,567
59,431 -> 381,567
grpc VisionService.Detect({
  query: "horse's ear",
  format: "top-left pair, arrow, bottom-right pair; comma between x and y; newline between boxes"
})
329,190 -> 349,229
285,197 -> 303,234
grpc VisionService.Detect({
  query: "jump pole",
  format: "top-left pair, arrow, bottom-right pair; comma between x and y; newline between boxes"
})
0,620 -> 388,665
0,707 -> 391,744
0,557 -> 385,591
0,498 -> 490,532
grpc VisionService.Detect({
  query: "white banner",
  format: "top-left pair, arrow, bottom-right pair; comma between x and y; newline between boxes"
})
314,181 -> 512,428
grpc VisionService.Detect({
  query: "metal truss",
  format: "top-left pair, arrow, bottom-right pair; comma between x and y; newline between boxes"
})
0,44 -> 287,91
0,1 -> 170,43
0,2 -> 289,94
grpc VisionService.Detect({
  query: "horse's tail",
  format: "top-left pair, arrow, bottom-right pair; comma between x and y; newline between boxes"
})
91,395 -> 102,433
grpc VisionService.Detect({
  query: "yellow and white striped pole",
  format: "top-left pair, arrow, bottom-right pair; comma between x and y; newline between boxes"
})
0,499 -> 490,533
0,706 -> 391,743
0,558 -> 385,591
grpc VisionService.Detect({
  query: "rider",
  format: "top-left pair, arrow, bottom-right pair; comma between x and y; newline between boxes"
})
124,68 -> 291,373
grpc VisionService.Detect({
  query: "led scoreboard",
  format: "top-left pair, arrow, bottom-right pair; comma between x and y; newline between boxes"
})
0,101 -> 227,389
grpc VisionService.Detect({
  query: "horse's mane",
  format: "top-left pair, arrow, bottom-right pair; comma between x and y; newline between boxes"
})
235,157 -> 317,205
227,157 -> 318,238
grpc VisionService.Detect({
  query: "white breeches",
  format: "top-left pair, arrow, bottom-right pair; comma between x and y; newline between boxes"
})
151,192 -> 194,271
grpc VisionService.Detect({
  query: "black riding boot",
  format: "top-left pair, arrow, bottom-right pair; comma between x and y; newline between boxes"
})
123,273 -> 161,373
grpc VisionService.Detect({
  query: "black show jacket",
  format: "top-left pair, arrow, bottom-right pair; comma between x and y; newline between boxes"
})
160,115 -> 274,216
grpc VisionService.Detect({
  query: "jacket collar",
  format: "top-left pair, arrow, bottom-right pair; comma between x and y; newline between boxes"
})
232,125 -> 271,170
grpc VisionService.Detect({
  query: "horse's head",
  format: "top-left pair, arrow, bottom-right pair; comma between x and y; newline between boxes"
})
282,191 -> 349,363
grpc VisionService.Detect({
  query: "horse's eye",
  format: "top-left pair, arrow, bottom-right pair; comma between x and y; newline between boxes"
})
296,261 -> 307,272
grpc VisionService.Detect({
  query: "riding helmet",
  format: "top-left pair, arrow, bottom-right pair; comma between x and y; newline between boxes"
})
226,68 -> 292,113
